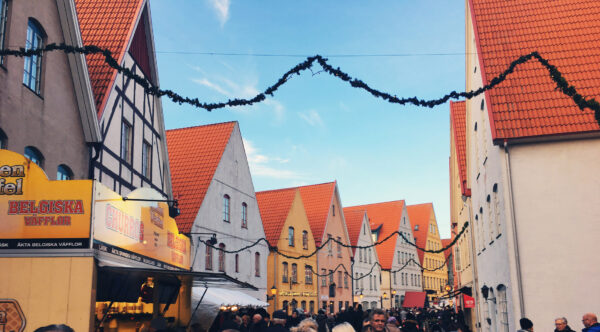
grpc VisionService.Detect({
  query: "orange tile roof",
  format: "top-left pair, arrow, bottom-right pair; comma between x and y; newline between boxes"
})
441,238 -> 452,262
166,122 -> 236,234
345,201 -> 405,270
297,182 -> 337,245
256,188 -> 298,246
342,209 -> 367,256
450,101 -> 470,196
469,0 -> 600,141
75,0 -> 144,116
406,203 -> 434,265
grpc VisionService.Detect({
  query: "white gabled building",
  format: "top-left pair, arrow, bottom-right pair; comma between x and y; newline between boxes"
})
466,1 -> 600,332
166,121 -> 268,301
343,209 -> 382,309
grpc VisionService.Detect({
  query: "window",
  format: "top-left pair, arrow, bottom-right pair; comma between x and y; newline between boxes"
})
414,225 -> 419,231
241,202 -> 248,228
57,164 -> 73,180
393,271 -> 397,285
0,0 -> 8,65
327,234 -> 332,255
302,230 -> 308,249
223,195 -> 230,222
359,249 -> 363,263
121,121 -> 132,164
321,269 -> 327,287
368,248 -> 371,264
23,20 -> 45,94
283,301 -> 289,313
494,183 -> 501,236
337,271 -> 342,288
24,146 -> 43,168
291,263 -> 298,283
235,254 -> 239,273
305,265 -> 313,284
218,243 -> 226,272
205,244 -> 213,270
497,285 -> 509,332
328,270 -> 334,286
301,301 -> 307,312
332,204 -> 335,216
255,252 -> 260,276
355,273 -> 359,289
282,262 -> 288,283
0,128 -> 6,149
336,236 -> 342,257
288,227 -> 295,247
142,141 -> 151,178
344,273 -> 348,288
309,301 -> 315,314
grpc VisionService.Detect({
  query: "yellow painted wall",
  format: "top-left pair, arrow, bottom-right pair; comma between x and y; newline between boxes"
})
379,270 -> 393,310
421,209 -> 448,302
0,257 -> 95,331
266,191 -> 318,315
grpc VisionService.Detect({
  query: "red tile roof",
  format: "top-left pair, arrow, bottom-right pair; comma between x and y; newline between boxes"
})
342,209 -> 367,255
441,238 -> 452,262
166,122 -> 236,234
256,188 -> 298,246
75,0 -> 144,116
406,203 -> 434,265
450,101 -> 470,196
345,201 -> 405,270
469,0 -> 600,141
297,182 -> 337,245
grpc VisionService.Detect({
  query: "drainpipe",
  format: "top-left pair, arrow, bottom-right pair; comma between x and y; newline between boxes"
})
503,141 -> 525,317
467,197 -> 483,332
273,249 -> 278,311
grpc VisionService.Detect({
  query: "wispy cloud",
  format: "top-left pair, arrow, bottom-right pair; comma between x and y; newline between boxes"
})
299,109 -> 324,127
243,139 -> 301,180
191,78 -> 231,96
209,0 -> 231,26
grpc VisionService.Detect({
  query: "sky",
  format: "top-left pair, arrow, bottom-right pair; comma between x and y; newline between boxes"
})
150,0 -> 465,239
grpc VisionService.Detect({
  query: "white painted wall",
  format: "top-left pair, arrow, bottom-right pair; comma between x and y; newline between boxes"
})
189,123 -> 268,301
508,138 -> 600,332
391,204 -> 423,306
352,213 -> 382,308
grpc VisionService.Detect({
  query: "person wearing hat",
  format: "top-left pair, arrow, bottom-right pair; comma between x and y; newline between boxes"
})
386,317 -> 400,332
518,318 -> 534,332
268,310 -> 290,332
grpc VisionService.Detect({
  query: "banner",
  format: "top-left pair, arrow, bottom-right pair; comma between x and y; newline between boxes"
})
93,183 -> 190,270
463,294 -> 475,308
0,150 -> 92,249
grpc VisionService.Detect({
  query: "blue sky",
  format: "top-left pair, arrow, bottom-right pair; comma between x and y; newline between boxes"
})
150,0 -> 465,239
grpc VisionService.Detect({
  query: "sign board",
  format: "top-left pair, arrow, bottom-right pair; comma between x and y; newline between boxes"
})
463,294 -> 475,308
93,183 -> 190,270
0,150 -> 92,249
0,299 -> 26,332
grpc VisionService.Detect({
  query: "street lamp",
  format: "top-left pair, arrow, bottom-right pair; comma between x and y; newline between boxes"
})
392,290 -> 397,308
267,286 -> 277,300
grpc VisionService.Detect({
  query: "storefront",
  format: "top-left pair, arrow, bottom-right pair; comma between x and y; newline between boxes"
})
0,150 -> 251,331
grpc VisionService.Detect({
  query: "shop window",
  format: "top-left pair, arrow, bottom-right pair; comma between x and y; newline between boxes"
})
121,121 -> 132,164
254,252 -> 260,277
291,263 -> 297,283
24,146 -> 43,168
282,301 -> 288,313
241,202 -> 247,228
301,301 -> 307,312
338,301 -> 343,312
235,254 -> 239,273
0,128 -> 6,149
57,164 -> 73,180
218,243 -> 225,272
205,244 -> 213,270
302,230 -> 308,249
288,227 -> 294,247
142,141 -> 151,178
23,19 -> 45,94
223,194 -> 230,222
0,0 -> 8,65
305,265 -> 313,284
282,262 -> 288,283
309,301 -> 315,314
336,236 -> 342,257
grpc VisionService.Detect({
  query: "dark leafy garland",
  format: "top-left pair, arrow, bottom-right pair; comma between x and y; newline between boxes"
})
1,44 -> 599,124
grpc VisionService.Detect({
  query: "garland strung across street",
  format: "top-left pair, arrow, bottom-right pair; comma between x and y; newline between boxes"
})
1,44 -> 599,124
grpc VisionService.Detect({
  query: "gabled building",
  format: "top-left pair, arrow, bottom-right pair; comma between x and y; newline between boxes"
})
297,182 -> 353,313
0,0 -> 100,179
346,200 -> 422,309
407,203 -> 448,304
166,122 -> 268,300
75,0 -> 173,198
466,1 -> 600,331
256,188 -> 318,316
343,209 -> 382,309
449,100 -> 477,331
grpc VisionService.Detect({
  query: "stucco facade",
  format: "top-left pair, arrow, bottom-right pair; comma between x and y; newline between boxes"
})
0,0 -> 99,179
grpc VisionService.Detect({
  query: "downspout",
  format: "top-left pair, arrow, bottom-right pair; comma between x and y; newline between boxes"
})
467,198 -> 483,332
351,257 -> 355,305
273,249 -> 278,311
503,141 -> 525,317
389,270 -> 393,309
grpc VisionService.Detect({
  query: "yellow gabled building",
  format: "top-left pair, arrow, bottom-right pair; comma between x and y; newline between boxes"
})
407,203 -> 448,304
256,188 -> 318,315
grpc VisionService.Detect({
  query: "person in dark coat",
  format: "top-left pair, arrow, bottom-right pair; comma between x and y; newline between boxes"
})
251,313 -> 268,332
268,310 -> 290,332
554,317 -> 576,332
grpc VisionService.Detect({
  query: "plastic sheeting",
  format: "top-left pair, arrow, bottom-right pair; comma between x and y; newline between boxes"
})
190,287 -> 268,330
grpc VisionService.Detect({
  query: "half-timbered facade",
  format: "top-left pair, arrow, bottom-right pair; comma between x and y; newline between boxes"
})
75,0 -> 172,198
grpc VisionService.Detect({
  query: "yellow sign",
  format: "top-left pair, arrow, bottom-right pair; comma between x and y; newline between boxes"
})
93,183 -> 190,270
0,150 -> 93,249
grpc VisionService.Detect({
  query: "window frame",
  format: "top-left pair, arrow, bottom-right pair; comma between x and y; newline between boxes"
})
0,0 -> 8,66
302,230 -> 308,250
57,164 -> 73,180
282,262 -> 289,283
222,194 -> 230,222
0,128 -> 7,149
241,202 -> 248,228
235,253 -> 239,273
291,263 -> 297,283
288,227 -> 295,247
24,146 -> 44,168
218,243 -> 226,272
305,265 -> 313,284
121,121 -> 133,164
23,19 -> 45,94
205,244 -> 213,271
141,140 -> 152,178
254,252 -> 260,277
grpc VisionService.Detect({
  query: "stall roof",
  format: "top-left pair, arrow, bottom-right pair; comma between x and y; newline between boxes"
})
402,291 -> 427,308
192,287 -> 268,307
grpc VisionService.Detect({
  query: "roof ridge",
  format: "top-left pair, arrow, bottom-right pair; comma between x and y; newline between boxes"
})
257,180 -> 336,195
166,121 -> 238,133
346,199 -> 406,208
406,202 -> 433,207
256,187 -> 298,195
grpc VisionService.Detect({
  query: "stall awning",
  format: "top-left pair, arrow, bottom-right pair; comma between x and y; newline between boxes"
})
402,291 -> 427,308
192,287 -> 268,307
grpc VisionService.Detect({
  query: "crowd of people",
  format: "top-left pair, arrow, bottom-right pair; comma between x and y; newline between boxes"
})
205,306 -> 600,332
